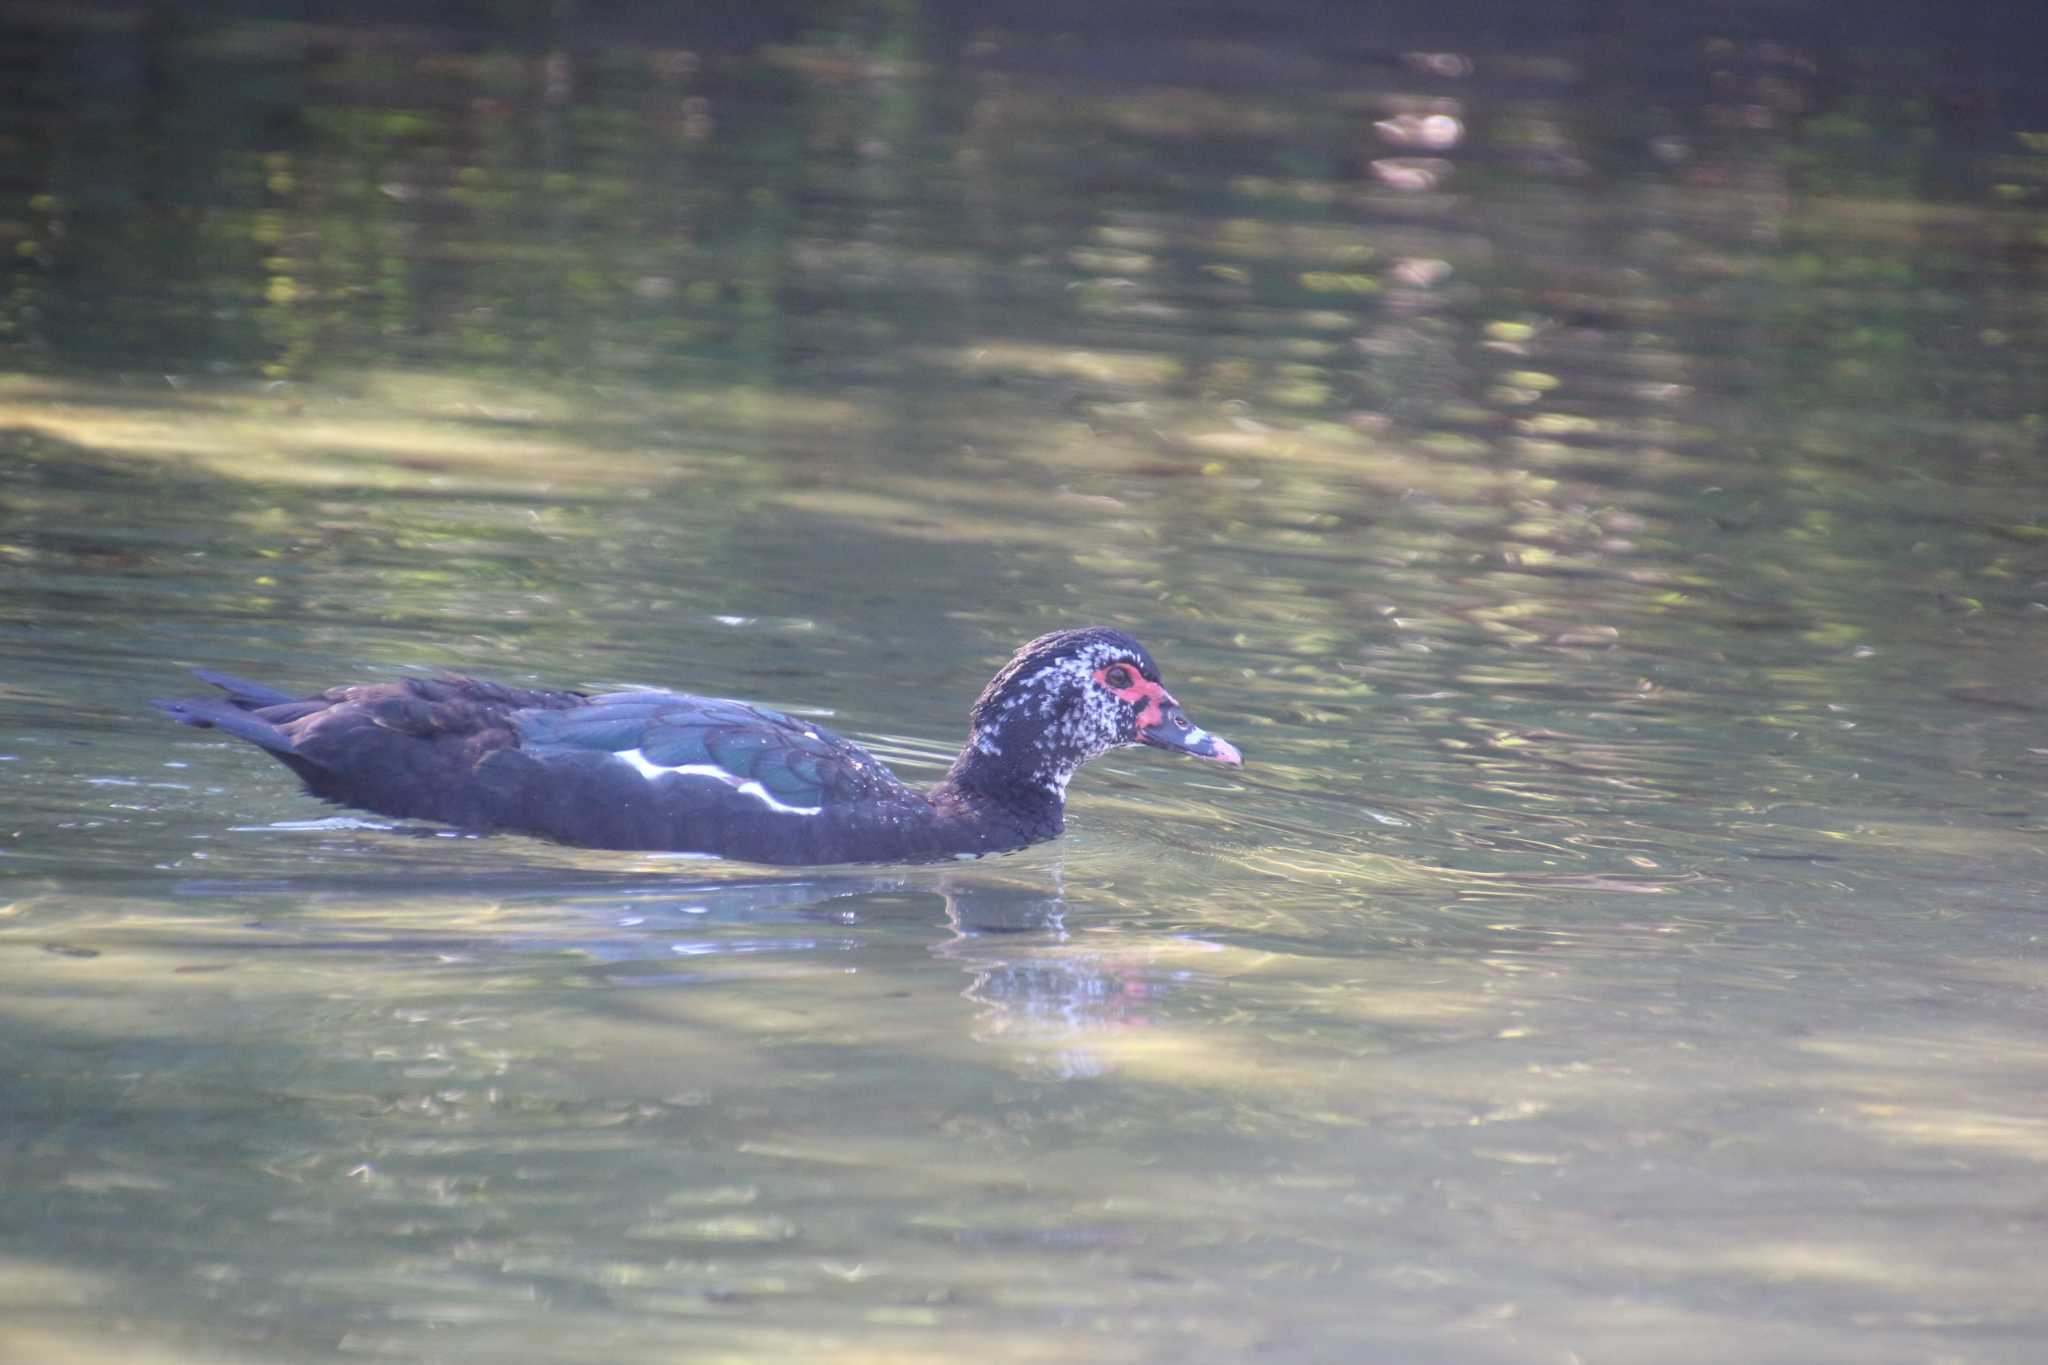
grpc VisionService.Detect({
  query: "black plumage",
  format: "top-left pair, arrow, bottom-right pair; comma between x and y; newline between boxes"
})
155,627 -> 1242,865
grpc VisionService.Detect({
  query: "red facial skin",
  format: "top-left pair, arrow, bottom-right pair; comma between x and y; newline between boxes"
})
1092,659 -> 1242,766
1093,662 -> 1174,730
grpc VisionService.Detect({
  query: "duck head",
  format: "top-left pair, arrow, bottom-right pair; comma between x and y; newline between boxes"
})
945,627 -> 1242,807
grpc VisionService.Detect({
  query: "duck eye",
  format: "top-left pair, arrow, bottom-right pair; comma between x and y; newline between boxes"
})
1104,665 -> 1135,689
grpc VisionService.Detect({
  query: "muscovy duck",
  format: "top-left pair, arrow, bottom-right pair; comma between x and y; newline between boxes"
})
154,627 -> 1242,865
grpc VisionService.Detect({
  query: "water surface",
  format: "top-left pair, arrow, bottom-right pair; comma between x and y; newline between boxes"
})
4,5 -> 2048,1362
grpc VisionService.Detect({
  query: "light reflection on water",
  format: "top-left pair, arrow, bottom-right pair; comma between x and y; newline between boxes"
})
5,4 -> 2048,1362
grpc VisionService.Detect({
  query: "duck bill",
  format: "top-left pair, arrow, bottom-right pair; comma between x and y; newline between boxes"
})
1138,704 -> 1243,768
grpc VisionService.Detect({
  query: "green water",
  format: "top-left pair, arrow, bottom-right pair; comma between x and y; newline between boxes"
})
5,5 -> 2048,1362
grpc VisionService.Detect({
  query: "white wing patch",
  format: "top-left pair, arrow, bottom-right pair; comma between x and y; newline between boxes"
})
613,747 -> 823,816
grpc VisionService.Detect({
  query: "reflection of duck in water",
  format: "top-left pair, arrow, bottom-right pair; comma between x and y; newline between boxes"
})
172,862 -> 1194,1078
158,628 -> 1239,864
548,863 -> 1187,1055
926,875 -> 1208,1076
606,867 -> 1190,1074
504,865 -> 1072,956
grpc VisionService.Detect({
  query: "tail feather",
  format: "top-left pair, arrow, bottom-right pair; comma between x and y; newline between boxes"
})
153,694 -> 302,758
189,668 -> 301,709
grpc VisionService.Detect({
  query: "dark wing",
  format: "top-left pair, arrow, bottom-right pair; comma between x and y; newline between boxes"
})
510,691 -> 904,812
